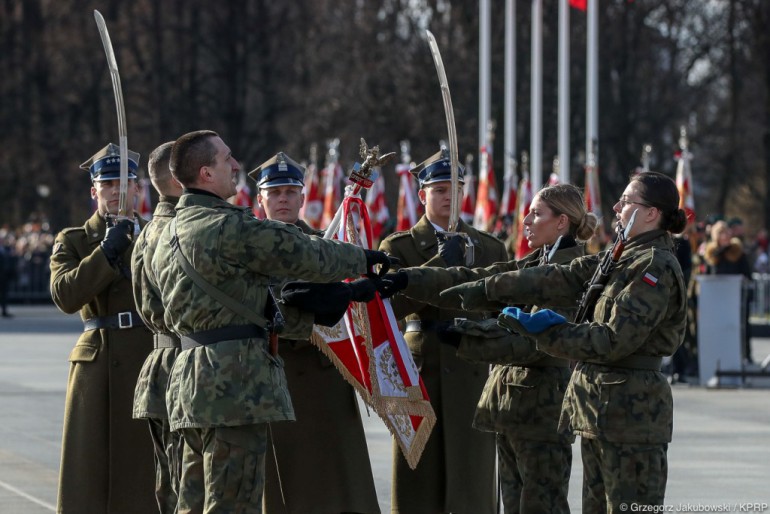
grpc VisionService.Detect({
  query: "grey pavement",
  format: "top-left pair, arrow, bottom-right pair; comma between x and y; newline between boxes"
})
1,305 -> 769,513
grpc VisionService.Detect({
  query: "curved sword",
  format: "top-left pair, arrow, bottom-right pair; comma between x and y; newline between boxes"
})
94,10 -> 129,219
426,30 -> 460,232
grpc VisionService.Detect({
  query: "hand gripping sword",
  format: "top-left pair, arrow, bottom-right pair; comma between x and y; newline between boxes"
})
94,10 -> 130,222
426,30 -> 474,265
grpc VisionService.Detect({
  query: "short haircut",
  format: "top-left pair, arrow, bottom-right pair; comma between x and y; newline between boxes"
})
170,130 -> 219,186
147,141 -> 175,194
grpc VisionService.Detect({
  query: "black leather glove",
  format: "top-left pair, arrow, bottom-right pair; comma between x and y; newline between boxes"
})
436,323 -> 461,348
347,278 -> 378,302
281,281 -> 351,327
376,271 -> 409,299
101,219 -> 133,266
436,231 -> 465,267
363,249 -> 400,278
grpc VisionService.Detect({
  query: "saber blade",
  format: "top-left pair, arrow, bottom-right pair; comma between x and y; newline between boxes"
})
426,30 -> 460,232
94,10 -> 129,218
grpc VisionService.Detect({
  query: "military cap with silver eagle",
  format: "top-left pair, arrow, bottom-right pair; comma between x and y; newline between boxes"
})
248,152 -> 305,189
80,143 -> 140,182
410,147 -> 465,188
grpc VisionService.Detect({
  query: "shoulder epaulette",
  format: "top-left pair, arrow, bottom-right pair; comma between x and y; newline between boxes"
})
60,227 -> 86,235
383,230 -> 412,242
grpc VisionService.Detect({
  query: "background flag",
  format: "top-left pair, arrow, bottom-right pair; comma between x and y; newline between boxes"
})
136,178 -> 153,219
460,154 -> 477,224
675,127 -> 695,221
365,169 -> 390,245
396,163 -> 420,231
514,171 -> 534,259
473,143 -> 498,231
301,144 -> 323,228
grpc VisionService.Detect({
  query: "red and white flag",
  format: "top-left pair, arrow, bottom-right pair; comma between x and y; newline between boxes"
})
460,159 -> 476,224
584,161 -> 602,220
547,172 -> 561,186
514,173 -> 534,259
498,159 -> 517,221
569,0 -> 587,10
311,194 -> 436,469
301,161 -> 324,228
473,145 -> 498,231
396,163 -> 420,231
231,176 -> 253,209
365,170 -> 389,245
675,148 -> 695,222
136,178 -> 153,220
321,161 -> 344,229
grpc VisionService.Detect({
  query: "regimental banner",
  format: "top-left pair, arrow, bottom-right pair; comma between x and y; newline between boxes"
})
310,194 -> 436,469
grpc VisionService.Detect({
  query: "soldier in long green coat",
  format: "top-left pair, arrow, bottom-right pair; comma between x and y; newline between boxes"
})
444,172 -> 688,513
131,141 -> 184,514
378,150 -> 508,514
151,131 -> 393,513
249,152 -> 379,514
383,184 -> 598,513
50,143 -> 156,513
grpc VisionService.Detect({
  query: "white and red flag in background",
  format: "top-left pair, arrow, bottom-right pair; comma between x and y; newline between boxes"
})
675,129 -> 696,222
136,178 -> 153,219
514,172 -> 534,259
395,163 -> 421,231
460,155 -> 476,225
301,159 -> 324,228
473,144 -> 498,231
364,170 -> 390,245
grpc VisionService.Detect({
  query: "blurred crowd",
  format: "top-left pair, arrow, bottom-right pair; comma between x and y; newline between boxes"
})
0,218 -> 56,314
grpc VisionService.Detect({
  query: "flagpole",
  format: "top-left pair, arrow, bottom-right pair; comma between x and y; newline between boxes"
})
531,0 -> 543,191
558,0 -> 570,184
480,0 -> 491,172
505,0 -> 516,188
586,0 -> 599,169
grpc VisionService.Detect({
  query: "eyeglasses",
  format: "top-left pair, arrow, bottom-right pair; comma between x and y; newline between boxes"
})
616,197 -> 653,209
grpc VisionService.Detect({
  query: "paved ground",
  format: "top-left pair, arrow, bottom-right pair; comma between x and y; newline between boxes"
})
1,305 -> 769,513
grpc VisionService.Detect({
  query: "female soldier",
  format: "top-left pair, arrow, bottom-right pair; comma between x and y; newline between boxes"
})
381,183 -> 596,513
441,172 -> 687,512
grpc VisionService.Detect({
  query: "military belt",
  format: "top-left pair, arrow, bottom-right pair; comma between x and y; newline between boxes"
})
404,320 -> 452,333
154,333 -> 181,350
527,356 -> 569,368
83,311 -> 144,331
180,324 -> 267,351
586,355 -> 663,371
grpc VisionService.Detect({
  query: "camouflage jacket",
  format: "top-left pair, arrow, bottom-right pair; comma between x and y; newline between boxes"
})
152,192 -> 367,429
484,230 -> 687,443
131,197 -> 180,420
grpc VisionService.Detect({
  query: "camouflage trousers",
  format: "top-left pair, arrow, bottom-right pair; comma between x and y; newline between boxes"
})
497,433 -> 572,514
148,418 -> 184,514
581,438 -> 668,513
178,424 -> 268,514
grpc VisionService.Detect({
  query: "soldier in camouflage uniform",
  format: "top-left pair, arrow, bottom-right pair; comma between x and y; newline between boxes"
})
249,152 -> 379,514
50,144 -> 156,513
150,131 -> 392,513
443,172 -> 688,513
131,141 -> 184,514
378,184 -> 597,513
377,149 -> 508,514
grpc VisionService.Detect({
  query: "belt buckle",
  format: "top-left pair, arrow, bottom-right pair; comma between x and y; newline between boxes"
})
118,312 -> 133,329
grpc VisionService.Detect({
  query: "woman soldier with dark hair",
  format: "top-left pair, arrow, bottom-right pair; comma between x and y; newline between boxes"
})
440,171 -> 688,512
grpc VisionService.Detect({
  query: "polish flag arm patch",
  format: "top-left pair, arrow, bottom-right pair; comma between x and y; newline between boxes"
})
642,272 -> 659,287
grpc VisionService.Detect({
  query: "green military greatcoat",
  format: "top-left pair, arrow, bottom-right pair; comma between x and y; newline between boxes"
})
263,219 -> 379,514
379,215 -> 508,514
50,211 -> 156,514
